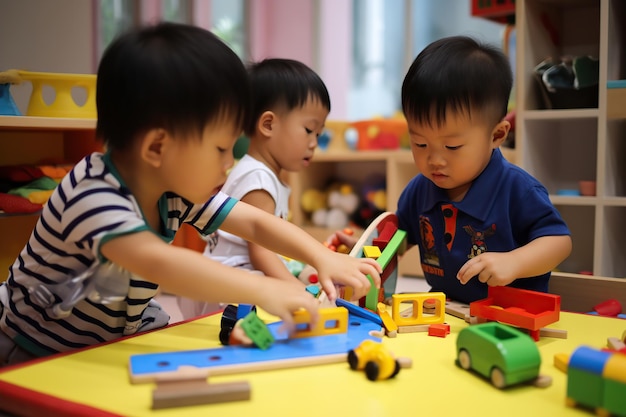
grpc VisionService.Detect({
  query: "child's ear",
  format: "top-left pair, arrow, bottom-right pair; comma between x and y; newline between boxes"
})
491,120 -> 511,147
258,111 -> 276,138
141,128 -> 167,167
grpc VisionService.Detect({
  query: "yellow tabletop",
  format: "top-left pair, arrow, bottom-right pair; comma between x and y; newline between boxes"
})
0,310 -> 623,417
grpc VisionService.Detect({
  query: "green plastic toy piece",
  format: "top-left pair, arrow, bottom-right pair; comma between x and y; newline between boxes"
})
240,311 -> 274,350
456,322 -> 541,388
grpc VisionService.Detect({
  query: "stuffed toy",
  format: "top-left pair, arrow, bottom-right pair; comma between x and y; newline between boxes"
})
301,183 -> 359,230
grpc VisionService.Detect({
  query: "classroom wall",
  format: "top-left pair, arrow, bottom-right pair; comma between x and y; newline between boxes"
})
0,0 -> 95,113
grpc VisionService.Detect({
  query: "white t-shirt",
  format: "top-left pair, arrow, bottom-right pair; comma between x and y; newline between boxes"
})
177,155 -> 290,318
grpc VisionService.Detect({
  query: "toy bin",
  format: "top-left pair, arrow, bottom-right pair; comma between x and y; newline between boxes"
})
17,70 -> 96,119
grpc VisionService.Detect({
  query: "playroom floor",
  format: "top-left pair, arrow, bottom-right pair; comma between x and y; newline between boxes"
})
155,275 -> 431,324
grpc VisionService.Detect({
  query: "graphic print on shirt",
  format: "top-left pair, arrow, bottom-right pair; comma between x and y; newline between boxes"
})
419,215 -> 443,278
463,224 -> 496,259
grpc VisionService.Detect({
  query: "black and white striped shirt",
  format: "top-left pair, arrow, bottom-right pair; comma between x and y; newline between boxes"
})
0,152 -> 235,356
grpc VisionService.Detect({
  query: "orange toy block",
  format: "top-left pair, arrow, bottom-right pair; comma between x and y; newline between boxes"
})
427,323 -> 450,338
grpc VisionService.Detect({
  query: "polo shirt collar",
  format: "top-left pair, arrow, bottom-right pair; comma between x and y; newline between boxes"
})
422,148 -> 505,222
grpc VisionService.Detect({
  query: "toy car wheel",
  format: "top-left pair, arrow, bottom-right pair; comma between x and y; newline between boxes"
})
347,349 -> 359,370
389,360 -> 401,379
490,367 -> 506,389
364,361 -> 380,381
458,349 -> 471,370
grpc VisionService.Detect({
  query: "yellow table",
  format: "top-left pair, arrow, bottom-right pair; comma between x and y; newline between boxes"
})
0,310 -> 623,417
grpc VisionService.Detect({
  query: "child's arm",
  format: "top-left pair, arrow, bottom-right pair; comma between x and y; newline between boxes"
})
220,201 -> 382,301
100,231 -> 319,330
456,235 -> 572,286
240,189 -> 305,283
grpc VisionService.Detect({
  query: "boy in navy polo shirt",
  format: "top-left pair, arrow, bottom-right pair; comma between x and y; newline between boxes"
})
397,36 -> 572,304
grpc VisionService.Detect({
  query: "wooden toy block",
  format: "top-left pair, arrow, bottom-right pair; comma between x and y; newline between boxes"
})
553,353 -> 570,373
377,302 -> 398,337
291,307 -> 348,338
364,229 -> 407,311
363,245 -> 382,259
428,323 -> 450,338
607,336 -> 626,351
372,221 -> 397,250
150,368 -> 250,409
397,324 -> 430,334
240,311 -> 274,350
566,346 -> 626,416
391,292 -> 446,326
336,298 -> 383,326
539,327 -> 568,339
469,286 -> 561,341
445,299 -> 472,321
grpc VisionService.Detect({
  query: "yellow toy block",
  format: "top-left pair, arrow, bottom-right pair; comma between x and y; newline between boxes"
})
391,292 -> 446,326
291,307 -> 348,338
377,303 -> 398,336
362,245 -> 382,259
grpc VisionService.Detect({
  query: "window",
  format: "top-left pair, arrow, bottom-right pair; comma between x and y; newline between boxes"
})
96,0 -> 246,60
349,0 -> 508,120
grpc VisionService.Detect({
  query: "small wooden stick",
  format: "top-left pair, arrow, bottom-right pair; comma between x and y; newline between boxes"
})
539,327 -> 568,339
152,380 -> 251,409
150,366 -> 250,409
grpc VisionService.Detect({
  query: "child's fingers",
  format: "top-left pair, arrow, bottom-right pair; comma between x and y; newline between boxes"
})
319,279 -> 337,303
457,258 -> 480,284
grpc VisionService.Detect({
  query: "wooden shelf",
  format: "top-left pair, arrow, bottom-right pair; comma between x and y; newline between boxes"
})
0,115 -> 96,131
517,0 -> 626,280
0,115 -> 99,274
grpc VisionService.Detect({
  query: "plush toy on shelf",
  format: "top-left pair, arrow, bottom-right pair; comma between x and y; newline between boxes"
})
300,183 -> 360,230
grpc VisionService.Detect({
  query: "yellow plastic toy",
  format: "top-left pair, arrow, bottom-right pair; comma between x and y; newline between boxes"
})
16,70 -> 96,119
391,292 -> 446,326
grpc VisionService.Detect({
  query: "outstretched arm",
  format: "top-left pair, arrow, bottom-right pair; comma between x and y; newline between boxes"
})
220,201 -> 382,301
101,231 -> 319,331
456,235 -> 572,286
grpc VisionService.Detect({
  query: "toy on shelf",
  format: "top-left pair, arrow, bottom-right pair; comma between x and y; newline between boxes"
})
301,183 -> 360,230
350,115 -> 408,150
352,173 -> 387,229
469,286 -> 561,341
0,69 -> 22,115
587,298 -> 626,319
566,345 -> 626,416
456,322 -> 552,389
5,70 -> 96,118
347,339 -> 412,381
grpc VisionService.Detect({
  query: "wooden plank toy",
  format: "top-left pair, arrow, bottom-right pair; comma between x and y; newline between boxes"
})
129,311 -> 382,384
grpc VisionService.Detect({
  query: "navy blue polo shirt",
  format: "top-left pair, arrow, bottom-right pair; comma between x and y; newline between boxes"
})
397,148 -> 570,304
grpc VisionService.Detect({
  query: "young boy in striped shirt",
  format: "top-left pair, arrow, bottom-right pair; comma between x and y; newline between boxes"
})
0,22 -> 380,366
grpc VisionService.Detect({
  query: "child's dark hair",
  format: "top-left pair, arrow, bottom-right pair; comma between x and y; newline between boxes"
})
96,22 -> 249,150
401,36 -> 512,128
243,58 -> 330,137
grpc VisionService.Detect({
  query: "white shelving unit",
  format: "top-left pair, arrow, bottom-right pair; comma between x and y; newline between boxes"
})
516,0 -> 626,311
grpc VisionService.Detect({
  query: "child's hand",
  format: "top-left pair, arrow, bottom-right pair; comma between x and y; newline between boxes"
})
255,278 -> 321,334
314,251 -> 381,303
456,252 -> 518,287
325,228 -> 357,254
